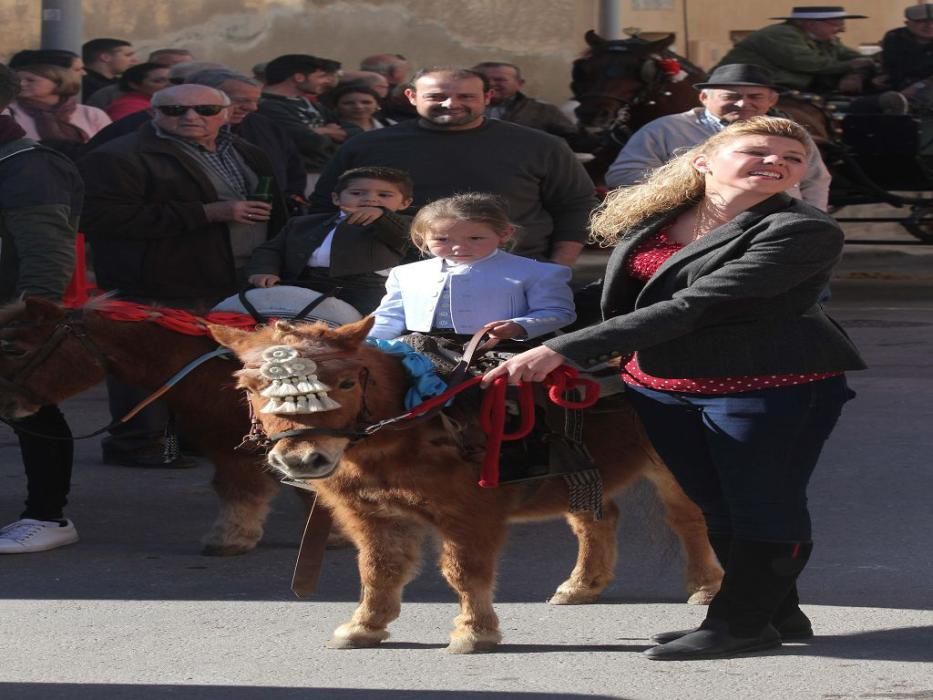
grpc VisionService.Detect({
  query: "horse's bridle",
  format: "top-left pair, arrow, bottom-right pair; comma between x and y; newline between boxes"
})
0,311 -> 110,405
573,50 -> 680,138
244,331 -> 497,448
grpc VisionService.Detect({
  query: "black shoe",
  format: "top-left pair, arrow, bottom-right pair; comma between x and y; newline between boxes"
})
101,444 -> 198,469
644,620 -> 781,660
650,608 -> 813,645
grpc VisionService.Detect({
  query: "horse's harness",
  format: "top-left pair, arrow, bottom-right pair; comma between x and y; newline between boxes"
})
241,329 -> 500,448
0,310 -> 110,407
0,310 -> 233,440
574,43 -> 687,143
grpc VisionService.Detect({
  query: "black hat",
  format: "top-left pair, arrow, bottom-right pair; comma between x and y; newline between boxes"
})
694,64 -> 780,91
906,4 -> 933,21
770,6 -> 867,20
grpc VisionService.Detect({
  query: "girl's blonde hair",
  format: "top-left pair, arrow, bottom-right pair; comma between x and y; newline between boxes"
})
590,116 -> 813,246
16,64 -> 80,98
410,192 -> 514,253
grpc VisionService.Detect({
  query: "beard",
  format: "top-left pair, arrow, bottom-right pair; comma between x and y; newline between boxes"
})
422,106 -> 480,128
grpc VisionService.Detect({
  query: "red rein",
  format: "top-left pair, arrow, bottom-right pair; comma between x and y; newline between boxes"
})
404,366 -> 601,489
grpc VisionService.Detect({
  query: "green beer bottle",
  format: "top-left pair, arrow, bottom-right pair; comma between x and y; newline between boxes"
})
252,175 -> 273,203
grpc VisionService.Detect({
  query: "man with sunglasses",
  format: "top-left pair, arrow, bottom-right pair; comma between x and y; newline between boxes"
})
77,83 -> 288,468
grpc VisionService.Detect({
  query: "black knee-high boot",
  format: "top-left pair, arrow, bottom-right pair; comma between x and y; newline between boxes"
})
645,540 -> 812,660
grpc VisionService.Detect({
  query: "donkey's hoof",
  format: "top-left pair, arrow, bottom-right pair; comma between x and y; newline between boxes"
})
327,623 -> 389,649
686,587 -> 718,605
446,629 -> 502,654
548,589 -> 599,605
200,542 -> 254,556
549,584 -> 601,605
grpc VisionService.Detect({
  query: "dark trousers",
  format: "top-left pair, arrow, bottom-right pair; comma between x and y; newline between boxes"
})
625,376 -> 853,542
15,404 -> 73,521
298,267 -> 387,315
103,374 -> 170,451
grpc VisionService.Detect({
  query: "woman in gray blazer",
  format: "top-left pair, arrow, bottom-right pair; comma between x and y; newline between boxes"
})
485,117 -> 865,660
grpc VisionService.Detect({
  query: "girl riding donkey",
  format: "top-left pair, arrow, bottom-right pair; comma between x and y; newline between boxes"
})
209,194 -> 724,653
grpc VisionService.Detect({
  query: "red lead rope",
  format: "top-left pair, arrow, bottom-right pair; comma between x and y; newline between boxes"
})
477,366 -> 600,488
403,365 -> 601,489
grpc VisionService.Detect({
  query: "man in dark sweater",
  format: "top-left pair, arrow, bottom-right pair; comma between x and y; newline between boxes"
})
309,68 -> 596,266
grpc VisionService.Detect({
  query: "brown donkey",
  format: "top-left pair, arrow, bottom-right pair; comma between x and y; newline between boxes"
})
211,316 -> 722,653
0,298 -> 287,555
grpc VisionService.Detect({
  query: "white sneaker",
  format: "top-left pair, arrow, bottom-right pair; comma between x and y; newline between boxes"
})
0,518 -> 79,554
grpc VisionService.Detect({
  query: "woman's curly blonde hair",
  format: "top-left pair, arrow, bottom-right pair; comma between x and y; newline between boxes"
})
590,116 -> 813,246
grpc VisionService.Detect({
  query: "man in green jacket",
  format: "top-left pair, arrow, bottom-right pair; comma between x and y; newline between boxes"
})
718,6 -> 874,93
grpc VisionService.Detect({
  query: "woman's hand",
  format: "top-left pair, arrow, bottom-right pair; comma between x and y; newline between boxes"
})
481,345 -> 568,387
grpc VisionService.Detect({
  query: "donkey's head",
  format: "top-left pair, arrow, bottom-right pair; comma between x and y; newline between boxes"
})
211,316 -> 403,481
0,298 -> 108,419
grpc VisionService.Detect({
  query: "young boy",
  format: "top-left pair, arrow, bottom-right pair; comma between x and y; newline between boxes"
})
246,166 -> 414,314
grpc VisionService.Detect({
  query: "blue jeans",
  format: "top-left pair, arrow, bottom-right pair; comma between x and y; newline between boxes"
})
626,376 -> 853,542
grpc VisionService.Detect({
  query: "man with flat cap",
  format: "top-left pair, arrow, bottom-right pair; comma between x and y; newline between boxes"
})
882,4 -> 933,110
605,64 -> 831,211
717,6 -> 875,94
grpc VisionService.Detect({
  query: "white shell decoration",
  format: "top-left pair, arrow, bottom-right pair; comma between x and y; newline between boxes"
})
283,358 -> 316,375
262,345 -> 299,362
260,363 -> 292,380
257,344 -> 341,415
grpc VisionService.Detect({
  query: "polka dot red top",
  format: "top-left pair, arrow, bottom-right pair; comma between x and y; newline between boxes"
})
620,229 -> 841,394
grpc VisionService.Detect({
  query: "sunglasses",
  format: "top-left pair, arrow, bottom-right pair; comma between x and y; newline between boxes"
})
155,104 -> 226,117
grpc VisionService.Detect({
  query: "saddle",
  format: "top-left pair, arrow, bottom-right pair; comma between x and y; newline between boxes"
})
399,332 -> 628,518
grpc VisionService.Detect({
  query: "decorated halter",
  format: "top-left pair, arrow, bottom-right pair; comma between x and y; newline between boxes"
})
257,345 -> 341,414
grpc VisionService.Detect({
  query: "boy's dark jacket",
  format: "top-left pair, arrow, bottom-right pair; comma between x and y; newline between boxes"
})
245,209 -> 413,280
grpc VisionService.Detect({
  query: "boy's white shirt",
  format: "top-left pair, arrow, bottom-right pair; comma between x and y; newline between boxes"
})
306,211 -> 390,275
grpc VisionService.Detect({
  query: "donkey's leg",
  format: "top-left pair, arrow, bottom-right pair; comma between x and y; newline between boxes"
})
550,500 -> 621,605
437,522 -> 507,654
642,456 -> 723,604
202,455 -> 280,556
329,514 -> 426,649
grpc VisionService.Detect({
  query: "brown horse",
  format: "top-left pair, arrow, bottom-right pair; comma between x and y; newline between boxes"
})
0,298 -> 287,555
210,317 -> 723,653
571,30 -> 708,185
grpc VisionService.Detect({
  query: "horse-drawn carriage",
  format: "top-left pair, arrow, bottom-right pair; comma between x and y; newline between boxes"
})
572,30 -> 933,243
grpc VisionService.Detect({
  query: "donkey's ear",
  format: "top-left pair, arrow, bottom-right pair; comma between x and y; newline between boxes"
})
647,34 -> 676,52
208,324 -> 254,350
585,29 -> 607,48
332,316 -> 375,345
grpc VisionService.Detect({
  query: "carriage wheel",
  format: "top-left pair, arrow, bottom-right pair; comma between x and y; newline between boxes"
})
903,205 -> 933,242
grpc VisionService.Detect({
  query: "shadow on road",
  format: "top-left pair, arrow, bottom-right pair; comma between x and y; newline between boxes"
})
0,685 -> 625,700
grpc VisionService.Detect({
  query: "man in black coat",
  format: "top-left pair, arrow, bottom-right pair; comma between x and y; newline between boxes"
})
78,83 -> 288,467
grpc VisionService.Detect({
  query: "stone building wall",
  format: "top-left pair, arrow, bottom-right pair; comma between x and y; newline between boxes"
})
0,0 -> 921,104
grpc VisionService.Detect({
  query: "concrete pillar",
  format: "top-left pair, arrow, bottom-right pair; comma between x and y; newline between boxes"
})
40,0 -> 82,53
598,0 -> 623,40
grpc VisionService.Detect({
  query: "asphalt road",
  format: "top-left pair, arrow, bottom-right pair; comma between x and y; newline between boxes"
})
1,248 -> 931,700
